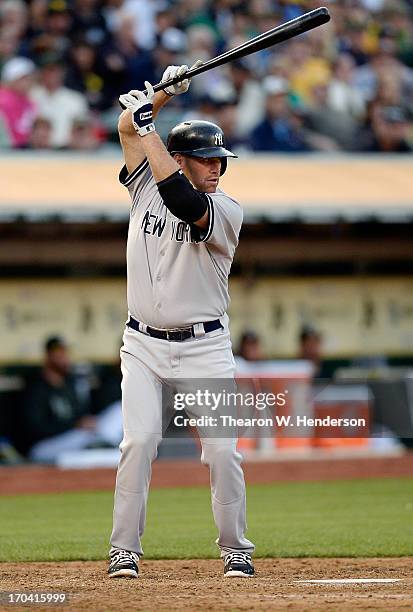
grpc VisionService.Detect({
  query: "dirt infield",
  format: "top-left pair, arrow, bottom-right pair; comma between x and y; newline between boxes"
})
1,453 -> 413,495
2,456 -> 412,610
1,558 -> 412,611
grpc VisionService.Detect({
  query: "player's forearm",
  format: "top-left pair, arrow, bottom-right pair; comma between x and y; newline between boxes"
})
153,90 -> 171,119
118,90 -> 173,174
139,131 -> 179,182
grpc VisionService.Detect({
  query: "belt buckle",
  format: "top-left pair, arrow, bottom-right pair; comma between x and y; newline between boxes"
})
166,327 -> 191,341
166,329 -> 181,341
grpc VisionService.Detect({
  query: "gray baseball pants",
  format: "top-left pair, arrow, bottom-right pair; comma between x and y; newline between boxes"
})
110,322 -> 254,558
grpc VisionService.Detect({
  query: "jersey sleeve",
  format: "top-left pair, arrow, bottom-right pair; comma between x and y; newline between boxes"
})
119,158 -> 157,209
195,191 -> 243,256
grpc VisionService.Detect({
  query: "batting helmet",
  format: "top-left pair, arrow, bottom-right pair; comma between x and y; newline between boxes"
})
167,120 -> 237,176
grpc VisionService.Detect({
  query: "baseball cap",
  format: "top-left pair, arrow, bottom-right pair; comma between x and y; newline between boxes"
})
1,57 -> 36,83
208,81 -> 237,106
263,75 -> 289,96
160,28 -> 187,53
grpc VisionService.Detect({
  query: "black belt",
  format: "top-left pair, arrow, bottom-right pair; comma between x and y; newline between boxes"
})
127,316 -> 222,342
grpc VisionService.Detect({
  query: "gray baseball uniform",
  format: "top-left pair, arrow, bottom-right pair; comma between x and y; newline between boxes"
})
110,158 -> 255,558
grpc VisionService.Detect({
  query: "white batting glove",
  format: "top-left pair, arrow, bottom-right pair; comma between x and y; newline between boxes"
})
119,81 -> 155,137
161,60 -> 203,96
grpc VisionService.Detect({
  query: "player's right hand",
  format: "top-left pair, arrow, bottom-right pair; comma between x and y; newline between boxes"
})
161,60 -> 203,96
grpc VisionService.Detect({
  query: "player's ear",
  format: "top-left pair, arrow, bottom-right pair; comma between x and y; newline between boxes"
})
173,153 -> 184,169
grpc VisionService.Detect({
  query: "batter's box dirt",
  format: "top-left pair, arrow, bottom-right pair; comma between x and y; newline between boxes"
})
1,558 -> 412,611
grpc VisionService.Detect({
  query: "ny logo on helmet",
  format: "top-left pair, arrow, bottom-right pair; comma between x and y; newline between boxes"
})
214,132 -> 223,146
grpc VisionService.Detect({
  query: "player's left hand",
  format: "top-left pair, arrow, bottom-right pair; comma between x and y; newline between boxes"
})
161,60 -> 203,96
119,81 -> 155,137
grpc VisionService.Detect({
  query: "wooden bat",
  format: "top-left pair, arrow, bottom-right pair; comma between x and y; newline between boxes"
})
119,7 -> 330,108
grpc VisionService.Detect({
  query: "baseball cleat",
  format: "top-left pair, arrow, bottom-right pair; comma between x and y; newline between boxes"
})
108,549 -> 139,578
224,552 -> 254,578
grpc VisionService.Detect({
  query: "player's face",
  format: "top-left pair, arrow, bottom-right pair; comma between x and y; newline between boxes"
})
177,155 -> 221,193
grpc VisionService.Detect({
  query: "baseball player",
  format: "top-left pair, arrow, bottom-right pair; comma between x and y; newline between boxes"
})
108,64 -> 255,579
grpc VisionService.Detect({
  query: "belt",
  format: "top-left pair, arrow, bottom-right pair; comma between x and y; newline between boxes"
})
127,315 -> 222,342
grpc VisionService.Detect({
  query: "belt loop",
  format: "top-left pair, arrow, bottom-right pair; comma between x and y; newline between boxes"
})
193,322 -> 205,339
139,322 -> 148,335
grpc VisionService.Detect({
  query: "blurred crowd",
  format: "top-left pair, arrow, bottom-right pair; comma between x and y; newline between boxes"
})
0,0 -> 413,152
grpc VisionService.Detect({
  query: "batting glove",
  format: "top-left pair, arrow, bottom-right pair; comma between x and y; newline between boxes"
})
119,81 -> 155,137
161,60 -> 203,96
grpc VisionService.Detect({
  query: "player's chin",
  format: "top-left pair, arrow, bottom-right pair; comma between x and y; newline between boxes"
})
204,179 -> 219,193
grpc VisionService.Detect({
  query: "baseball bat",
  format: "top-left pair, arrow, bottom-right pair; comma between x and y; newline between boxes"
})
119,7 -> 330,109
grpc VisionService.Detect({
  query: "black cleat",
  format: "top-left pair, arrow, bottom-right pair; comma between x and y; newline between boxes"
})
108,549 -> 139,578
224,552 -> 254,578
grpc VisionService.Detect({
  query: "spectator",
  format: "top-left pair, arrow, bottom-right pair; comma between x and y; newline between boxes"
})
154,8 -> 180,45
30,53 -> 89,147
0,29 -> 22,73
71,0 -> 110,47
285,39 -> 331,105
106,12 -> 156,96
0,0 -> 28,42
215,99 -> 250,153
354,41 -> 413,106
22,335 -> 123,464
184,24 -> 218,97
153,30 -> 187,88
359,103 -> 413,152
304,80 -> 359,151
337,15 -> 370,67
22,335 -> 91,462
117,0 -> 157,51
298,325 -> 324,379
327,54 -> 366,119
237,330 -> 265,362
28,0 -> 73,60
28,116 -> 52,149
0,57 -> 37,148
250,76 -> 310,152
183,94 -> 220,123
65,40 -> 107,110
229,60 -> 265,138
67,117 -> 100,150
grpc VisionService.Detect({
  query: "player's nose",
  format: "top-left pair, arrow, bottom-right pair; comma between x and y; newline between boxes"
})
208,158 -> 221,174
